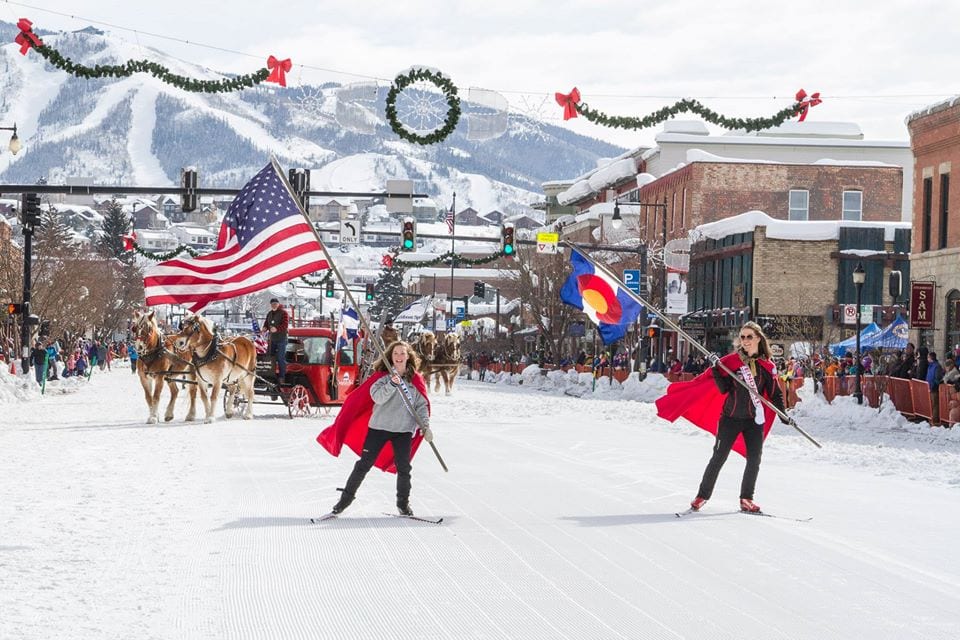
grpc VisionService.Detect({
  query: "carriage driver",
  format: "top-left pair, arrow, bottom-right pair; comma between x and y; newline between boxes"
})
264,298 -> 289,383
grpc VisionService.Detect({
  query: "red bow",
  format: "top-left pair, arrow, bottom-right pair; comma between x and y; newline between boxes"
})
122,232 -> 137,251
381,254 -> 394,268
266,55 -> 292,87
15,18 -> 43,55
795,88 -> 822,122
555,87 -> 581,121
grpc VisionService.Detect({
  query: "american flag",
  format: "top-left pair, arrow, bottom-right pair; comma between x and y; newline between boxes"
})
143,162 -> 329,312
445,205 -> 455,234
251,318 -> 268,354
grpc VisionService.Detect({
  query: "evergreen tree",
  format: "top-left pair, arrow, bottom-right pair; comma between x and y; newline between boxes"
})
34,208 -> 75,254
369,250 -> 406,321
98,199 -> 133,264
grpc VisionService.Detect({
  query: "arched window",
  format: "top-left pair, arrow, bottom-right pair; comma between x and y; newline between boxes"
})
945,289 -> 960,360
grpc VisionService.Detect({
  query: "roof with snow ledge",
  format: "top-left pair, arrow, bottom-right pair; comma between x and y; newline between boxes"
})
691,210 -> 910,243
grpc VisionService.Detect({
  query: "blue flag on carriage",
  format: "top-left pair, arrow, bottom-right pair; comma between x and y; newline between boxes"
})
337,307 -> 360,349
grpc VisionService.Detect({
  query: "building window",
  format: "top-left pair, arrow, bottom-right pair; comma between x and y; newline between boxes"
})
681,188 -> 687,229
842,191 -> 862,221
922,177 -> 933,252
788,190 -> 808,220
939,173 -> 949,250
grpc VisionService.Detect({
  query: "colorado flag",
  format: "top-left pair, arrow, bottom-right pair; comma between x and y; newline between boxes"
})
560,251 -> 642,344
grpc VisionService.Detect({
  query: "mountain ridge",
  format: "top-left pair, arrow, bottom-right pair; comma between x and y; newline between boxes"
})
0,22 -> 625,215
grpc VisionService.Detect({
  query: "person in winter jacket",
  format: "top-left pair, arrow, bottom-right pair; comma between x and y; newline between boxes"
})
128,342 -> 139,374
926,352 -> 945,425
690,321 -> 786,514
30,340 -> 47,385
326,340 -> 432,517
893,343 -> 916,379
263,298 -> 289,383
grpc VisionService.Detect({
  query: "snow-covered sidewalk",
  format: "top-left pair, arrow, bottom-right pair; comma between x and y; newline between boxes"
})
1,367 -> 958,639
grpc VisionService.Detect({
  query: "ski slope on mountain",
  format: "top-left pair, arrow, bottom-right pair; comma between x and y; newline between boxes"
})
1,368 -> 958,640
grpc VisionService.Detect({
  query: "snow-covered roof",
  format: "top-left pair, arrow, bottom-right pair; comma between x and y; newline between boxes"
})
906,95 -> 960,124
691,210 -> 910,243
656,123 -> 908,149
684,148 -> 899,168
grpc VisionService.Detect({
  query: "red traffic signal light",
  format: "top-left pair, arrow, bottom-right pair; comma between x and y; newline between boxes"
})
646,325 -> 660,339
401,217 -> 416,252
6,303 -> 23,315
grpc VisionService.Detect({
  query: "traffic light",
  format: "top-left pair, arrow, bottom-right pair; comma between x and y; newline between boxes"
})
400,217 -> 416,251
288,168 -> 310,210
473,281 -> 486,298
501,223 -> 515,256
6,303 -> 22,315
325,280 -> 335,298
646,324 -> 660,339
181,167 -> 198,212
365,283 -> 375,301
20,192 -> 41,226
889,270 -> 902,300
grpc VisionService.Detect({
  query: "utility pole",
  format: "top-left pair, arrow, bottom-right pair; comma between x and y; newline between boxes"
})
659,196 -> 668,367
19,192 -> 40,374
448,192 -> 456,330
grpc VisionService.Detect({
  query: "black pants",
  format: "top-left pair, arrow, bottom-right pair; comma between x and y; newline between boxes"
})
697,417 -> 764,501
268,338 -> 286,380
342,428 -> 413,503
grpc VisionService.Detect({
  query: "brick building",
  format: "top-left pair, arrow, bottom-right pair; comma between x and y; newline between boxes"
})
686,212 -> 910,355
906,99 -> 960,357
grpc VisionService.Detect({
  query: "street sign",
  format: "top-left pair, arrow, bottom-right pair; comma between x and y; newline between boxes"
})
385,179 -> 414,214
623,269 -> 642,294
339,220 -> 360,244
456,307 -> 465,321
536,232 -> 559,254
843,304 -> 874,325
446,318 -> 456,331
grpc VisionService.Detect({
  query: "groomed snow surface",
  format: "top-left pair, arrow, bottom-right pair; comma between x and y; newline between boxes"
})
2,365 -> 959,640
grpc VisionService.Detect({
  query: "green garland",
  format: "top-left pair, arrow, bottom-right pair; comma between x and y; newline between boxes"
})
576,98 -> 806,132
385,68 -> 461,145
32,43 -> 270,92
299,272 -> 334,286
131,241 -> 200,261
397,249 -> 507,268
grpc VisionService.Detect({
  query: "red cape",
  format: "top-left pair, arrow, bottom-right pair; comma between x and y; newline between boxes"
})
317,371 -> 431,474
655,352 -> 776,458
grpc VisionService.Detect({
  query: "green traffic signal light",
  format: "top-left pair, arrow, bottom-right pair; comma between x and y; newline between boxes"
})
403,238 -> 414,249
504,244 -> 514,255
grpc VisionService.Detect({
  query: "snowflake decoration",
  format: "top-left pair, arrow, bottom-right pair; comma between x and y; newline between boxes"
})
295,86 -> 335,124
393,81 -> 449,135
510,94 -> 550,141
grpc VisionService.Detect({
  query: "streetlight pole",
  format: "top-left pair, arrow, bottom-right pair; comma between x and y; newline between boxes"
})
853,261 -> 865,405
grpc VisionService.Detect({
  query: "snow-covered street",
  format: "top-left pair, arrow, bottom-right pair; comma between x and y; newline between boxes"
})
2,367 -> 959,640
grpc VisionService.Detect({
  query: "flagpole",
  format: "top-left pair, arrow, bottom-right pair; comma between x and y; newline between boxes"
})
560,240 -> 821,449
271,158 -> 449,471
448,192 -> 456,328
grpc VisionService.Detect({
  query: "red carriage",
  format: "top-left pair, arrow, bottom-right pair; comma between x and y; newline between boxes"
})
248,318 -> 361,418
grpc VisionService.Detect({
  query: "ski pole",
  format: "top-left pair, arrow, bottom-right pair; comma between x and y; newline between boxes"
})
561,241 -> 822,449
275,158 -> 449,471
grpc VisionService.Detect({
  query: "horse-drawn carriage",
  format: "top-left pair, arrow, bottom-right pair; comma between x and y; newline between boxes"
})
252,322 -> 360,418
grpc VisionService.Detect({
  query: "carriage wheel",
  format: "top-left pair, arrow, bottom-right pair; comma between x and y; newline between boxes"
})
287,384 -> 312,418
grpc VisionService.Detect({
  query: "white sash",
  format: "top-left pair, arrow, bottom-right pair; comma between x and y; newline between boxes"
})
738,361 -> 766,425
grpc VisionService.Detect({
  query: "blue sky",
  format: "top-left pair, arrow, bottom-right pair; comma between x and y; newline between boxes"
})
8,0 -> 957,149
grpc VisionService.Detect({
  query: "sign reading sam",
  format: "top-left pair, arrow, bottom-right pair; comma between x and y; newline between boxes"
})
909,281 -> 935,329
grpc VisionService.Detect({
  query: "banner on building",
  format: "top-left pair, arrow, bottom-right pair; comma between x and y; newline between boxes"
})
666,270 -> 688,315
909,281 -> 935,329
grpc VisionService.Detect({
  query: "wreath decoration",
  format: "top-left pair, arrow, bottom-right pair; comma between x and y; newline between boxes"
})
385,68 -> 461,145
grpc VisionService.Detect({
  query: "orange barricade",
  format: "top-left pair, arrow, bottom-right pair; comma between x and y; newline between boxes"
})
861,375 -> 881,408
940,385 -> 960,427
886,377 -> 914,417
909,379 -> 933,421
821,376 -> 838,403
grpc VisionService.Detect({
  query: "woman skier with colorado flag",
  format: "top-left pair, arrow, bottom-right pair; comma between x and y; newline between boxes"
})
656,321 -> 787,514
